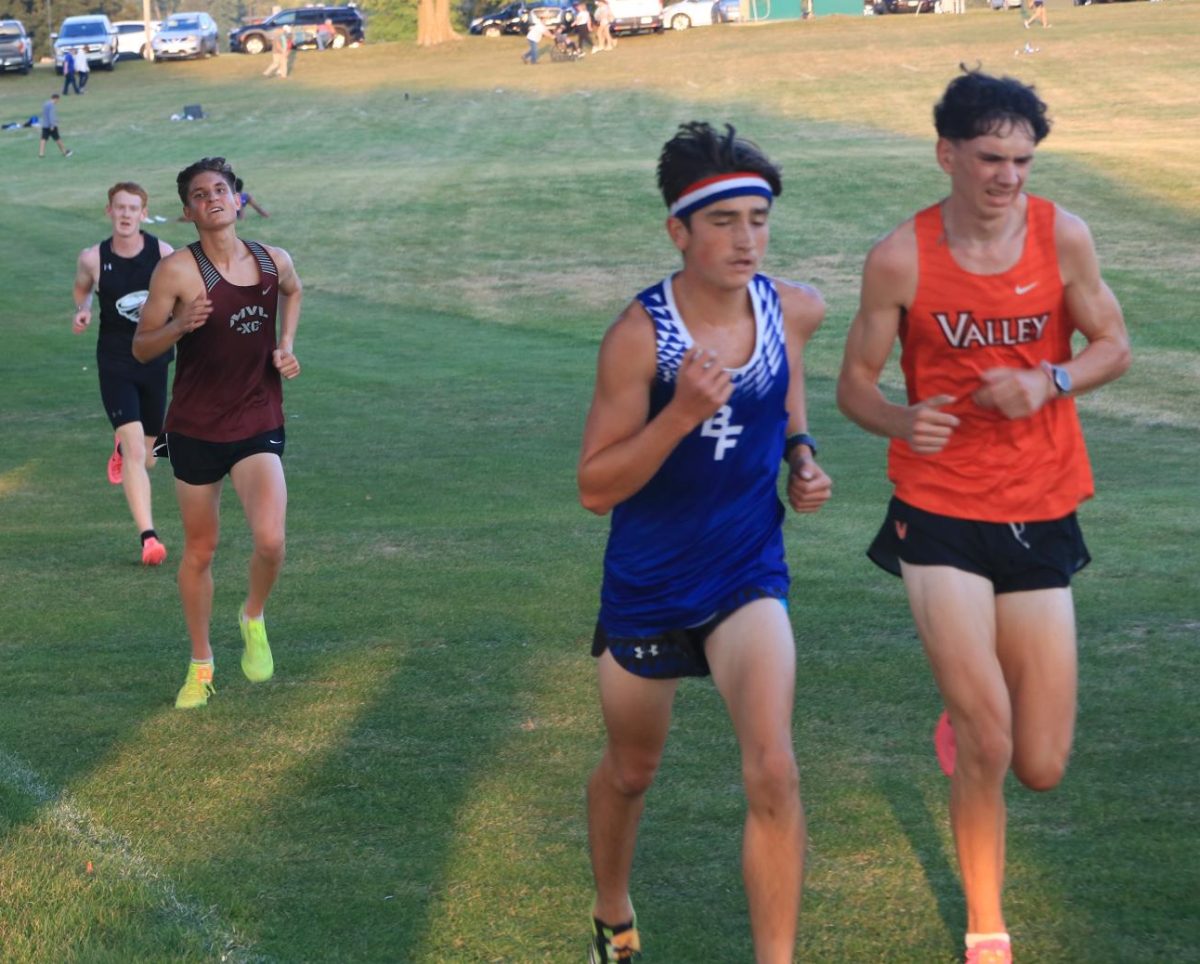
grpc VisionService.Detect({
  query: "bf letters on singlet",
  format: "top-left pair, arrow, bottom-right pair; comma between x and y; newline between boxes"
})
701,405 -> 744,461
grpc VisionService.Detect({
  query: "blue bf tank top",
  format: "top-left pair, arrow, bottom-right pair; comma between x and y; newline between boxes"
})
599,273 -> 791,637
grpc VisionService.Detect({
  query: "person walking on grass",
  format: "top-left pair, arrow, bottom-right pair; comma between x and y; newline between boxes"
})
74,47 -> 90,93
262,25 -> 292,78
38,93 -> 72,157
72,182 -> 175,565
134,157 -> 303,710
521,15 -> 549,64
1024,0 -> 1049,28
61,49 -> 79,95
836,69 -> 1130,964
579,121 -> 832,963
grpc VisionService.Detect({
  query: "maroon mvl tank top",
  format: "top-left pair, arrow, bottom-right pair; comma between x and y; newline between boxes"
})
164,240 -> 284,442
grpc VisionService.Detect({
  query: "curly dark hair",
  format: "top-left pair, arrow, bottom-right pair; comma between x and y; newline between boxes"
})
934,68 -> 1051,144
656,122 -> 782,220
176,156 -> 237,205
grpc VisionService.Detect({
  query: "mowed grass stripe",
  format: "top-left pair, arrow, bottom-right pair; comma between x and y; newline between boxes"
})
0,749 -> 266,963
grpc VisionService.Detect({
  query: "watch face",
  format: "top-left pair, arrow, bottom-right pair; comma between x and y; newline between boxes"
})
1054,366 -> 1071,394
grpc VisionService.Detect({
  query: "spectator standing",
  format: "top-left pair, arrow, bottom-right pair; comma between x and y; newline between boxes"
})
262,25 -> 291,78
574,1 -> 593,53
38,93 -> 73,158
594,0 -> 615,50
74,47 -> 90,93
61,49 -> 79,96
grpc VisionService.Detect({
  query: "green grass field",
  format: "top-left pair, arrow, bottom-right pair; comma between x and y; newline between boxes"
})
1,4 -> 1197,960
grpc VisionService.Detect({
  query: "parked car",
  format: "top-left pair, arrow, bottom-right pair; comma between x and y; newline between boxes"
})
662,0 -> 716,28
608,0 -> 664,35
114,20 -> 161,60
711,0 -> 741,21
880,0 -> 935,11
53,15 -> 118,72
468,0 -> 576,36
151,12 -> 219,60
0,19 -> 33,74
229,5 -> 365,54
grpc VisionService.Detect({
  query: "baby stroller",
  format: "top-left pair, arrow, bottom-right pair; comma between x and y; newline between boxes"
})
550,26 -> 583,61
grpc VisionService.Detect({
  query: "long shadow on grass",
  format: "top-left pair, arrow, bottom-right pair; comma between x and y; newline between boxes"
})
128,301 -> 606,961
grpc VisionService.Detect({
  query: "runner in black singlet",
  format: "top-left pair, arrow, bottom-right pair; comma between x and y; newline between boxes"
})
72,181 -> 174,565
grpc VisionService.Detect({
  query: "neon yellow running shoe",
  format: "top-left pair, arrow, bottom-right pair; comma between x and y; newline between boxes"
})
588,912 -> 641,963
239,609 -> 274,682
175,661 -> 215,709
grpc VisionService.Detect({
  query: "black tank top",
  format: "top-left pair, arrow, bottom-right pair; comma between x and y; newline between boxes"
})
164,240 -> 283,442
97,232 -> 172,364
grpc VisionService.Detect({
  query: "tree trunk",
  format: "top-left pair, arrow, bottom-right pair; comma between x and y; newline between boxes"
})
417,0 -> 461,45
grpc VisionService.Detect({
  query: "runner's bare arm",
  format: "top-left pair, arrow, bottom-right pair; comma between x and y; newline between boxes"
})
1054,208 -> 1131,393
578,302 -> 732,516
132,253 -> 210,363
972,209 -> 1131,418
72,245 -> 100,334
778,281 -> 832,513
837,226 -> 959,454
269,245 -> 301,379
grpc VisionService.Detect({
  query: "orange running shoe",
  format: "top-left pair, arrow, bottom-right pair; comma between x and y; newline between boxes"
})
107,435 -> 123,485
141,536 -> 167,566
966,938 -> 1012,964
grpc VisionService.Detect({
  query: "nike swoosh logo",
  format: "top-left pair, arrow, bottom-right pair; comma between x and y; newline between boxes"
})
268,438 -> 283,445
262,287 -> 272,296
1015,282 -> 1038,295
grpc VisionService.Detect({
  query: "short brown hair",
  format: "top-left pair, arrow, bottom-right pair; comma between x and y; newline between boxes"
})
107,181 -> 148,207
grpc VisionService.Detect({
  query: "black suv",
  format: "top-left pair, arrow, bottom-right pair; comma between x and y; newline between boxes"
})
0,19 -> 34,74
468,0 -> 576,36
229,5 -> 364,54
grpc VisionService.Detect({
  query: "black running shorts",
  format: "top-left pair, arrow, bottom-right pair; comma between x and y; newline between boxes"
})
868,496 -> 1090,594
156,427 -> 285,486
593,588 -> 787,679
97,354 -> 169,434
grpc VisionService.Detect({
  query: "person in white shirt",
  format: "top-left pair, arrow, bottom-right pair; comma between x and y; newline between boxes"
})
74,47 -> 91,92
521,16 -> 549,64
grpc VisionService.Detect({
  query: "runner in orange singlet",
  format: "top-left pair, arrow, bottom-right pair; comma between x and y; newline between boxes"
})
837,70 -> 1130,964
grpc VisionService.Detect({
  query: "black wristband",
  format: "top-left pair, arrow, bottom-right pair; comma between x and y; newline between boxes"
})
783,432 -> 818,461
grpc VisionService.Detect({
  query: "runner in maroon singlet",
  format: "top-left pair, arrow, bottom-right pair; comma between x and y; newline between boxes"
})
134,157 -> 303,710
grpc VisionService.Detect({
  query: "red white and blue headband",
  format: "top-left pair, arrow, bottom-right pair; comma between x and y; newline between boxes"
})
667,172 -> 775,220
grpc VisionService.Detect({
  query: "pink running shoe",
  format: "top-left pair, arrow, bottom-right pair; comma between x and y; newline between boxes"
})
935,709 -> 956,777
107,436 -> 123,485
965,938 -> 1012,963
141,536 -> 167,566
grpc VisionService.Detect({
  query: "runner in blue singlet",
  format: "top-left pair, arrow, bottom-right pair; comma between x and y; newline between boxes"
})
579,121 -> 832,964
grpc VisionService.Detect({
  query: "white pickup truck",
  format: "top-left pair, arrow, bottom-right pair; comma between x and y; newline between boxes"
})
608,0 -> 665,34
